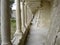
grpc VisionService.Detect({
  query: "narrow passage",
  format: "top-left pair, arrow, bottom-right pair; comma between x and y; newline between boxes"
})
25,16 -> 49,45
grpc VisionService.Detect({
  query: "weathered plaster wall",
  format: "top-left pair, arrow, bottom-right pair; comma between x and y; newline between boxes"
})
35,1 -> 51,30
34,1 -> 52,44
45,0 -> 60,45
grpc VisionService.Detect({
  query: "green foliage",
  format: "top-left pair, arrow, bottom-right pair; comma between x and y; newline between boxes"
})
10,0 -> 14,5
11,19 -> 16,39
11,19 -> 16,28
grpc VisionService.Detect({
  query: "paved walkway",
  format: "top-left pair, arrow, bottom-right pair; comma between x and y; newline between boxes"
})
26,16 -> 49,45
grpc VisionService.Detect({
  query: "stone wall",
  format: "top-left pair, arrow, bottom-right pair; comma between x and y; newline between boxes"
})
33,1 -> 52,45
46,0 -> 60,45
35,1 -> 51,31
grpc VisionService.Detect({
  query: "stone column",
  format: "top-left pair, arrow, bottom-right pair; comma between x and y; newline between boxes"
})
15,0 -> 23,34
11,0 -> 23,45
21,2 -> 25,33
24,2 -> 27,27
1,0 -> 12,45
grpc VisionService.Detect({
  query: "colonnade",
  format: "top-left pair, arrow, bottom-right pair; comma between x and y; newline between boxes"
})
1,0 -> 33,45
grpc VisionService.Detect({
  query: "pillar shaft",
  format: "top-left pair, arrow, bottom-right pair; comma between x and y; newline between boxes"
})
15,0 -> 22,33
21,2 -> 25,33
25,2 -> 27,27
1,0 -> 11,45
12,0 -> 22,45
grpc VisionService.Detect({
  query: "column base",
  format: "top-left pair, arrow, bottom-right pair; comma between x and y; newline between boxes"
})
14,30 -> 23,35
1,42 -> 12,45
22,27 -> 26,33
12,30 -> 22,45
25,24 -> 27,28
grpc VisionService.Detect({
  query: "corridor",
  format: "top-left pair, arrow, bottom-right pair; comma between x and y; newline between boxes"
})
25,15 -> 49,45
1,0 -> 60,45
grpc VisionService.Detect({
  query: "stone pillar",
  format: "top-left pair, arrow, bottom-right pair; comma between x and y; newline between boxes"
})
15,0 -> 23,34
21,2 -> 25,33
1,0 -> 12,45
24,2 -> 27,27
11,0 -> 23,45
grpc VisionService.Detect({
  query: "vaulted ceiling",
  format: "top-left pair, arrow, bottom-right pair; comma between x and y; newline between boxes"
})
24,0 -> 52,14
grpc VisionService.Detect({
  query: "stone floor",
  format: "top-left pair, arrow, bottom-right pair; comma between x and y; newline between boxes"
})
25,16 -> 49,45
